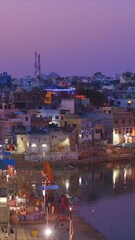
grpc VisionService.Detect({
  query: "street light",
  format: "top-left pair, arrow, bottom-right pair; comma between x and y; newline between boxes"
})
45,227 -> 52,238
42,183 -> 46,214
65,180 -> 70,192
45,206 -> 52,239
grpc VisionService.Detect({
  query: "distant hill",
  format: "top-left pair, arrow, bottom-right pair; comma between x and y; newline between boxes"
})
47,72 -> 60,78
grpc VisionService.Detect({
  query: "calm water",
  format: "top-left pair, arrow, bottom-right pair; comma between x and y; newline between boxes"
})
55,161 -> 135,240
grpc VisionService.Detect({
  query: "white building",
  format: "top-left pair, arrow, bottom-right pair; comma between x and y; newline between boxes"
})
58,99 -> 75,113
36,109 -> 61,126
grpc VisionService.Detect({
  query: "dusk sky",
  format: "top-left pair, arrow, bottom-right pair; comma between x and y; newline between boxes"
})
1,0 -> 135,78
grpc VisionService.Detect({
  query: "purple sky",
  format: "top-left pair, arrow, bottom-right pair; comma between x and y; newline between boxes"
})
0,1 -> 135,78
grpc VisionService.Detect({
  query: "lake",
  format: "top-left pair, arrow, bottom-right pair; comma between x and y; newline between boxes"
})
55,161 -> 135,240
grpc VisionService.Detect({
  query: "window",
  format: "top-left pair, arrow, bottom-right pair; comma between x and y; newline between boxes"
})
26,117 -> 28,121
114,129 -> 118,134
126,128 -> 129,133
122,120 -> 125,124
130,128 -> 132,133
118,129 -> 121,134
55,116 -> 59,119
115,120 -> 118,124
61,116 -> 63,120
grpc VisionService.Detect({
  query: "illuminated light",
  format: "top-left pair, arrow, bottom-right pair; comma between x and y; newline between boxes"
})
128,100 -> 132,104
69,206 -> 72,211
42,144 -> 47,147
45,88 -> 75,92
31,143 -> 37,148
79,134 -> 81,138
43,190 -> 45,197
6,174 -> 9,182
65,138 -> 69,144
92,209 -> 95,212
61,138 -> 70,146
44,91 -> 52,104
76,95 -> 86,99
45,228 -> 52,237
65,180 -> 70,191
79,177 -> 82,186
0,198 -> 7,203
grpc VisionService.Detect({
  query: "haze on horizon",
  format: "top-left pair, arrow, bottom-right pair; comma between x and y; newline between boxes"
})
0,0 -> 135,79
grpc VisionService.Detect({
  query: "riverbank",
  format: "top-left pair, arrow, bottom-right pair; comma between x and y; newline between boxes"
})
70,214 -> 108,240
9,212 -> 107,240
11,150 -> 135,170
53,153 -> 135,170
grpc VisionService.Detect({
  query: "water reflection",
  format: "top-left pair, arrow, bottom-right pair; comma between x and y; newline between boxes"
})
54,161 -> 135,240
55,162 -> 135,202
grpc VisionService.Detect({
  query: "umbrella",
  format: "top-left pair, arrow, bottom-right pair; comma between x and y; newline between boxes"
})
3,152 -> 11,156
0,161 -> 8,170
39,185 -> 59,191
2,158 -> 16,166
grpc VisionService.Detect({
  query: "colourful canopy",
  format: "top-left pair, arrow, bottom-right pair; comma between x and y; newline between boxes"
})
2,158 -> 16,166
0,161 -> 8,170
4,152 -> 11,155
39,185 -> 59,191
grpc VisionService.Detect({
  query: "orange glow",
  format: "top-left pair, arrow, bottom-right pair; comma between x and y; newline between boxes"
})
44,92 -> 52,104
76,95 -> 86,99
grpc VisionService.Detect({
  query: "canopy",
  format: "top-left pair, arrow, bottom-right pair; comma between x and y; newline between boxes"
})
2,158 -> 16,166
4,152 -> 11,156
39,185 -> 59,191
0,161 -> 8,170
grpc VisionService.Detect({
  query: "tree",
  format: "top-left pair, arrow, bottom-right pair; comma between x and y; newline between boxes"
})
76,87 -> 108,107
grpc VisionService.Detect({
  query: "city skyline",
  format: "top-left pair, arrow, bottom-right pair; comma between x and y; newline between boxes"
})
0,0 -> 135,78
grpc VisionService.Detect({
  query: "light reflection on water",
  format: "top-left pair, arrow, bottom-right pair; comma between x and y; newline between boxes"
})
55,161 -> 135,240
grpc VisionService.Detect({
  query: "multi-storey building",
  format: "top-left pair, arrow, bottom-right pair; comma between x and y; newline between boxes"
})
16,127 -> 76,155
113,109 -> 134,145
36,109 -> 61,127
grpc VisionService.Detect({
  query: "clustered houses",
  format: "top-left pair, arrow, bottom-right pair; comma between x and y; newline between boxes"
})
1,70 -> 135,161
